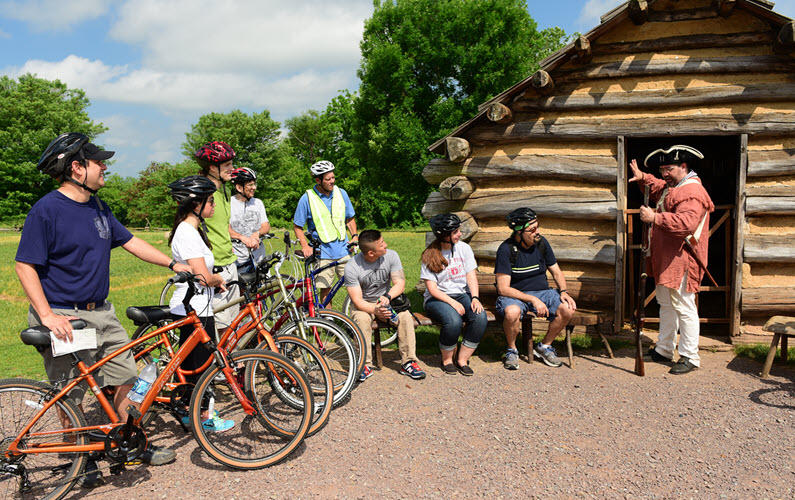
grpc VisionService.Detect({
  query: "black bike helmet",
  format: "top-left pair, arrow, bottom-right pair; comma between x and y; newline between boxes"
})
168,175 -> 217,206
507,207 -> 537,231
429,213 -> 462,240
230,167 -> 257,185
37,132 -> 90,179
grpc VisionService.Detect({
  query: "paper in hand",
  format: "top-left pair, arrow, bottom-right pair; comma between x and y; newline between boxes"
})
50,328 -> 97,357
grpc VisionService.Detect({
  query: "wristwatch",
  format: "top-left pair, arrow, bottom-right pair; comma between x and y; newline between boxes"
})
383,293 -> 392,301
168,259 -> 178,271
559,289 -> 568,295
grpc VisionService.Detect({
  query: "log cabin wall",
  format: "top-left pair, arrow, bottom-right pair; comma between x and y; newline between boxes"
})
421,0 -> 795,336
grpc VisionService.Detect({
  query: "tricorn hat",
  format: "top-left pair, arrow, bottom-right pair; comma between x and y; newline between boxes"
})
644,145 -> 704,168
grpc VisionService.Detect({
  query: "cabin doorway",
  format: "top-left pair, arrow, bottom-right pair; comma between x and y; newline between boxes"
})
624,136 -> 740,337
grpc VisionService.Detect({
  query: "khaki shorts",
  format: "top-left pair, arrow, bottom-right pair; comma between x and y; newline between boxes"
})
28,303 -> 138,404
212,262 -> 240,331
315,255 -> 351,289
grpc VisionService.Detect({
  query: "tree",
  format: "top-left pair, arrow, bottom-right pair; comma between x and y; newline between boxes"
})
121,161 -> 199,228
353,0 -> 568,227
0,74 -> 106,223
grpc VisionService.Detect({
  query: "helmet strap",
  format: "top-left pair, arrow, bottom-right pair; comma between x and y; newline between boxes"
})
64,175 -> 99,195
207,172 -> 229,201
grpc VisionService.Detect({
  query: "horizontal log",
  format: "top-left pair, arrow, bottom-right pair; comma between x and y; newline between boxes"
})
464,189 -> 616,220
774,20 -> 795,54
628,0 -> 648,25
555,56 -> 795,84
445,137 -> 470,162
592,31 -> 775,56
511,83 -> 795,113
747,149 -> 795,178
531,70 -> 555,96
487,102 -> 513,124
746,196 -> 795,215
439,176 -> 475,200
422,155 -> 617,185
741,286 -> 795,316
474,273 -> 615,308
470,232 -> 616,265
421,192 -> 464,219
574,36 -> 592,63
465,113 -> 795,145
745,185 -> 795,197
646,5 -> 722,22
744,234 -> 795,262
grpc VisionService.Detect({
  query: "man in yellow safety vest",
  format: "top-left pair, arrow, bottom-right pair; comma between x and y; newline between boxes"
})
293,160 -> 358,302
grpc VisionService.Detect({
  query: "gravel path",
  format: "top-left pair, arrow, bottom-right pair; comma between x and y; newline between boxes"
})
77,348 -> 794,499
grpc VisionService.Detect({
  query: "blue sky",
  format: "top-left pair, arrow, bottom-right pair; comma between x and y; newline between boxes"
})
1,0 -> 794,178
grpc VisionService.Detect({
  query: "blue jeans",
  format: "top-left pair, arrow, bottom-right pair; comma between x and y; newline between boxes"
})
424,293 -> 488,351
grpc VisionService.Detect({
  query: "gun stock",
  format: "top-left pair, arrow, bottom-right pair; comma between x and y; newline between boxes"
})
634,185 -> 650,377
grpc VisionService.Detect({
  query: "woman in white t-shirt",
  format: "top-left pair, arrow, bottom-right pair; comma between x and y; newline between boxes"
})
420,213 -> 487,376
167,175 -> 233,432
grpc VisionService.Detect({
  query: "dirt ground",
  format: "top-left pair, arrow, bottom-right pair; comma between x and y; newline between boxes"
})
77,348 -> 794,499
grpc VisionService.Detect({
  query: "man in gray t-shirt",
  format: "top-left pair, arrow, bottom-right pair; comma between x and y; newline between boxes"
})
344,230 -> 425,381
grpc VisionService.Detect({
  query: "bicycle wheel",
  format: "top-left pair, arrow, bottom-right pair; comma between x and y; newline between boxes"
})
314,309 -> 366,377
250,335 -> 333,437
159,280 -> 175,306
277,317 -> 356,407
341,295 -> 398,347
0,379 -> 88,500
189,349 -> 312,470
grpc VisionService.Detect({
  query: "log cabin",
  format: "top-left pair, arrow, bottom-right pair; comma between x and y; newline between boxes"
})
421,0 -> 795,343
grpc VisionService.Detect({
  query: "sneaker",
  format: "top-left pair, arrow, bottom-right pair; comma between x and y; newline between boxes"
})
400,361 -> 426,380
669,356 -> 698,375
125,444 -> 176,466
533,343 -> 563,367
646,347 -> 673,364
503,348 -> 519,370
358,366 -> 373,382
180,411 -> 235,433
77,458 -> 105,488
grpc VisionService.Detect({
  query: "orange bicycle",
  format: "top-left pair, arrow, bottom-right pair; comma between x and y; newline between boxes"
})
0,273 -> 313,500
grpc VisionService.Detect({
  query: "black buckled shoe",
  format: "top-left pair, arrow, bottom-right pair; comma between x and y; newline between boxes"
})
646,347 -> 673,364
669,357 -> 698,375
77,458 -> 105,488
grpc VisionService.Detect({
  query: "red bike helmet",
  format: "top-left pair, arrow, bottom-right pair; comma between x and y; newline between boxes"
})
230,167 -> 257,185
193,141 -> 236,165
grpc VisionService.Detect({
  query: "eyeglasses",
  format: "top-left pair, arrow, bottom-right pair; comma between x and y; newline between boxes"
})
659,165 -> 679,174
523,224 -> 540,234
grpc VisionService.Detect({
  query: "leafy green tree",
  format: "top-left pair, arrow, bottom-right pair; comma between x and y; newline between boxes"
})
353,0 -> 568,227
0,74 -> 106,223
100,174 -> 135,225
121,161 -> 199,228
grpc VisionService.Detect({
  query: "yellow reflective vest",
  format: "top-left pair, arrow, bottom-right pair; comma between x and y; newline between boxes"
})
306,186 -> 346,243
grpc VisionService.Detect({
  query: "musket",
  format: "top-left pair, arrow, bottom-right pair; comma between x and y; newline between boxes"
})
634,185 -> 650,377
683,235 -> 718,287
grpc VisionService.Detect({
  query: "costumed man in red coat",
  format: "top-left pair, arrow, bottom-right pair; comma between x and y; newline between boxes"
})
629,145 -> 715,374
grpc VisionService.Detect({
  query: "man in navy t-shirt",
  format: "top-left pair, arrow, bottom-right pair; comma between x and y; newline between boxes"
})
495,207 -> 576,370
15,133 -> 187,482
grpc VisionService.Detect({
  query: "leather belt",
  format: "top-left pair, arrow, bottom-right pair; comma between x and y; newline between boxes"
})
50,300 -> 105,311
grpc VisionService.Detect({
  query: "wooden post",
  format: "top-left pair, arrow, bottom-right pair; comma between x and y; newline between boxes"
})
445,137 -> 470,163
574,36 -> 592,63
731,135 -> 747,337
487,102 -> 513,124
774,21 -> 795,54
531,70 -> 555,96
439,176 -> 475,201
713,0 -> 736,18
628,0 -> 649,25
615,136 -> 626,335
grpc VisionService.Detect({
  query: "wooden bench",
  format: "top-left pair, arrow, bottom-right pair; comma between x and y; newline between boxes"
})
761,315 -> 795,378
369,307 -> 613,369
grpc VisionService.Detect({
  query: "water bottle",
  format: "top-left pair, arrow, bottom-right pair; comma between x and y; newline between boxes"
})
385,305 -> 400,326
127,362 -> 157,403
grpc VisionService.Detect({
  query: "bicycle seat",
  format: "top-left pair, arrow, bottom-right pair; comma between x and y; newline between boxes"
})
20,320 -> 88,348
126,305 -> 173,326
239,272 -> 257,286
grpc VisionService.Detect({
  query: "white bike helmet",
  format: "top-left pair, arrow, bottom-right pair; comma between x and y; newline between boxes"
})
310,160 -> 335,177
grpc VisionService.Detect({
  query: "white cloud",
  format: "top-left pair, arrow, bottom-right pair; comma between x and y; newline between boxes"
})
111,0 -> 372,75
576,0 -> 624,29
0,0 -> 112,32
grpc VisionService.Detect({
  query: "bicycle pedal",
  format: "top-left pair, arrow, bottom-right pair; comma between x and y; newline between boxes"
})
125,405 -> 142,420
109,462 -> 125,475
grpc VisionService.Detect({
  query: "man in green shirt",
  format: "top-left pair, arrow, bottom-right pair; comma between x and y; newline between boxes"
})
194,141 -> 256,331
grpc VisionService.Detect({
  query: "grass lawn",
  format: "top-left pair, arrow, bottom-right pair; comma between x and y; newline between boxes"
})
2,228 -> 787,380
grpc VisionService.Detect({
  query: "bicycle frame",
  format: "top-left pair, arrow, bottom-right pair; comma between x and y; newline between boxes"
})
8,310 -> 255,459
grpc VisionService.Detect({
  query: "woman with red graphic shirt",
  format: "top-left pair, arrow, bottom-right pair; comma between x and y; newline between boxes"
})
420,213 -> 487,376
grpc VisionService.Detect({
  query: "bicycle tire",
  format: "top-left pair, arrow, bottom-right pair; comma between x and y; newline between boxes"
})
341,295 -> 398,347
314,309 -> 366,377
249,335 -> 333,437
189,349 -> 312,470
158,280 -> 175,306
276,317 -> 356,407
0,379 -> 88,500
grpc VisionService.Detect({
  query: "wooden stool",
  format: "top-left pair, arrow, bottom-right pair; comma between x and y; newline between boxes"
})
563,310 -> 614,368
761,316 -> 795,378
